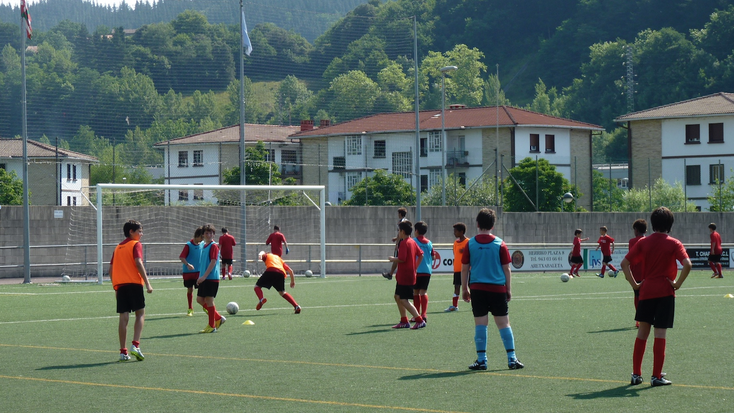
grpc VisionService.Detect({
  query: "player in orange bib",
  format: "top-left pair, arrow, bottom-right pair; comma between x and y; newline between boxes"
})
253,251 -> 301,314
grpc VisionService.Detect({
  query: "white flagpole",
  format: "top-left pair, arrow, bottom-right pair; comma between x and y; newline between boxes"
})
21,1 -> 31,284
239,0 -> 247,274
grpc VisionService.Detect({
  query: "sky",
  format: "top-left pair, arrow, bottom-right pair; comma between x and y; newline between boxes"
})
1,0 -> 147,7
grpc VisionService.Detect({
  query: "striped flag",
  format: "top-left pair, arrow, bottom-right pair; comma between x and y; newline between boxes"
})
21,0 -> 32,39
241,10 -> 252,56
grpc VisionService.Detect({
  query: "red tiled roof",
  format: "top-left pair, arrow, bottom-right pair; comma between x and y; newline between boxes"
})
0,138 -> 98,162
291,106 -> 603,138
615,92 -> 734,121
154,124 -> 301,146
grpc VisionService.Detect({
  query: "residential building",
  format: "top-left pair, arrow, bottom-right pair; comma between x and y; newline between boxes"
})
154,124 -> 300,204
615,92 -> 733,211
0,138 -> 97,206
291,106 -> 603,208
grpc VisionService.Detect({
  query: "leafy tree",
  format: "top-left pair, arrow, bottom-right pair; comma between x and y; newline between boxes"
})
422,174 -> 497,206
222,141 -> 282,186
343,169 -> 415,206
0,168 -> 25,205
591,170 -> 626,212
276,75 -> 313,125
482,73 -> 511,106
327,70 -> 380,122
621,178 -> 696,212
420,44 -> 486,109
593,127 -> 628,164
503,157 -> 576,212
708,170 -> 734,212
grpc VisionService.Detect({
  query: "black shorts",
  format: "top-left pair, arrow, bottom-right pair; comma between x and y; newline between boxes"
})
394,283 -> 414,300
602,255 -> 614,264
256,270 -> 286,291
183,272 -> 198,288
708,254 -> 722,262
453,271 -> 462,286
221,258 -> 233,265
635,295 -> 675,329
414,274 -> 431,290
570,255 -> 583,264
116,284 -> 145,314
196,280 -> 220,298
470,289 -> 508,318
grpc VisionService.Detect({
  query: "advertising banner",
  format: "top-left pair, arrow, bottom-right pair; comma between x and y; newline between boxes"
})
685,248 -> 731,269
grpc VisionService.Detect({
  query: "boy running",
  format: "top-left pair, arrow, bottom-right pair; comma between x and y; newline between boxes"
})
196,224 -> 225,333
110,220 -> 153,362
708,223 -> 723,278
179,226 -> 203,316
265,226 -> 289,257
628,219 -> 647,328
461,208 -> 523,371
413,221 -> 440,323
445,222 -> 468,312
621,207 -> 691,387
569,229 -> 589,277
389,220 -> 425,329
219,227 -> 237,280
596,226 -> 618,278
253,251 -> 301,314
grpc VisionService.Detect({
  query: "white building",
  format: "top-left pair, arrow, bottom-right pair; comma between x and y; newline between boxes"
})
615,92 -> 734,211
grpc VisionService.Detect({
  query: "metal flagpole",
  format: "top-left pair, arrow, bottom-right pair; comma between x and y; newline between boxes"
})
21,1 -> 31,284
413,16 -> 421,222
239,0 -> 248,274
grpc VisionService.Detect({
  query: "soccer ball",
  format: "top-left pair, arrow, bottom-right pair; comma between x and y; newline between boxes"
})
304,270 -> 313,278
226,302 -> 239,315
607,269 -> 615,277
560,273 -> 570,282
61,275 -> 71,283
242,270 -> 251,278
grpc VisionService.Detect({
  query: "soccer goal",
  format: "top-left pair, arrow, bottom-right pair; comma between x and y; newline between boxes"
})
91,183 -> 326,284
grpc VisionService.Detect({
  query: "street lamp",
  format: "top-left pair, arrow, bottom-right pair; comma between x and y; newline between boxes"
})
561,192 -> 574,211
440,65 -> 457,206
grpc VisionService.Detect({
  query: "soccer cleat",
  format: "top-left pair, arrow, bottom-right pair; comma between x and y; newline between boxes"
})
256,298 -> 267,310
187,309 -> 194,317
468,360 -> 487,370
381,272 -> 393,280
199,325 -> 217,333
215,315 -> 226,329
614,270 -> 619,278
598,273 -> 605,278
294,305 -> 301,314
631,373 -> 643,385
391,322 -> 411,329
711,273 -> 719,278
508,359 -> 525,370
119,353 -> 131,362
715,275 -> 724,278
651,374 -> 671,387
444,306 -> 458,312
410,320 -> 426,329
130,346 -> 145,361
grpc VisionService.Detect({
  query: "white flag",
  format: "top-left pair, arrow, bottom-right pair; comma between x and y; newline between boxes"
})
241,11 -> 252,56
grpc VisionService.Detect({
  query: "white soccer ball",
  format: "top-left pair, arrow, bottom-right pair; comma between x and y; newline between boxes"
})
560,273 -> 570,282
226,302 -> 239,315
242,270 -> 251,278
607,269 -> 615,277
304,270 -> 313,278
61,275 -> 71,283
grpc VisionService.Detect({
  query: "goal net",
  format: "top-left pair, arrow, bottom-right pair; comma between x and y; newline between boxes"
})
62,184 -> 325,283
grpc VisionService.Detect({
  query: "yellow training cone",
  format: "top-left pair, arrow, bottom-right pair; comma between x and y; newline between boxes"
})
725,294 -> 733,298
242,320 -> 255,325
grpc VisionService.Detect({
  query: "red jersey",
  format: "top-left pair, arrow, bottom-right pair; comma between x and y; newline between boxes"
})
572,237 -> 581,257
218,233 -> 237,259
711,231 -> 722,254
628,236 -> 645,282
597,234 -> 614,256
396,237 -> 423,286
266,231 -> 287,256
624,232 -> 688,301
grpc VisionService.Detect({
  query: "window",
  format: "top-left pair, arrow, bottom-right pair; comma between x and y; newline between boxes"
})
193,150 -> 203,167
685,124 -> 700,143
333,156 -> 345,170
545,134 -> 555,153
178,151 -> 188,167
346,135 -> 362,155
72,197 -> 77,206
428,131 -> 442,152
686,165 -> 701,186
529,134 -> 539,152
264,149 -> 276,162
178,190 -> 189,201
66,164 -> 71,181
420,138 -> 428,157
420,175 -> 428,192
346,172 -> 360,191
392,151 -> 412,179
373,140 -> 386,158
73,165 -> 77,181
282,150 -> 297,165
710,163 -> 725,184
67,196 -> 71,206
193,183 -> 204,200
429,169 -> 442,188
458,172 -> 466,186
709,123 -> 724,143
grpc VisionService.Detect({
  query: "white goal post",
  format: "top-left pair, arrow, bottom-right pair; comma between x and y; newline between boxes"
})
95,183 -> 326,284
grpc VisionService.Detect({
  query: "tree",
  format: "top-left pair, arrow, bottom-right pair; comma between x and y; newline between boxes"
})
0,168 -> 25,205
343,169 -> 415,206
591,170 -> 626,212
708,170 -> 734,212
422,174 -> 497,206
327,70 -> 380,122
621,178 -> 696,212
503,157 -> 576,212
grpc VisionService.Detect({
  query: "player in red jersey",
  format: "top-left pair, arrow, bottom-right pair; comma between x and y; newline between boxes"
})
622,207 -> 691,387
388,220 -> 425,329
218,227 -> 237,280
265,225 -> 289,257
708,223 -> 723,278
595,226 -> 618,278
628,219 -> 647,328
569,229 -> 589,277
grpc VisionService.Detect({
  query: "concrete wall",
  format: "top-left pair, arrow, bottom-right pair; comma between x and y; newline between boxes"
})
1,205 -> 731,279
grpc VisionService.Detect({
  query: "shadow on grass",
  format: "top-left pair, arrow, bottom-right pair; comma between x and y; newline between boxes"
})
146,332 -> 200,340
345,327 -> 394,336
399,370 -> 476,380
568,384 -> 653,399
588,327 -> 637,334
37,361 -> 119,370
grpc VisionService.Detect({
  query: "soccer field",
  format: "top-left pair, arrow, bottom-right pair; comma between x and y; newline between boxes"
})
0,271 -> 732,413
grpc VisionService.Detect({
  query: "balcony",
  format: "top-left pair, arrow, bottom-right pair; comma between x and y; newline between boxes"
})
446,150 -> 469,167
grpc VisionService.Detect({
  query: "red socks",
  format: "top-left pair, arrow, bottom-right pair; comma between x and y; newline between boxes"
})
254,286 -> 264,301
633,338 -> 646,376
420,294 -> 428,318
716,263 -> 723,277
452,295 -> 459,307
187,292 -> 193,309
282,293 -> 298,307
207,306 -> 221,328
653,338 -> 666,379
413,295 -> 420,314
